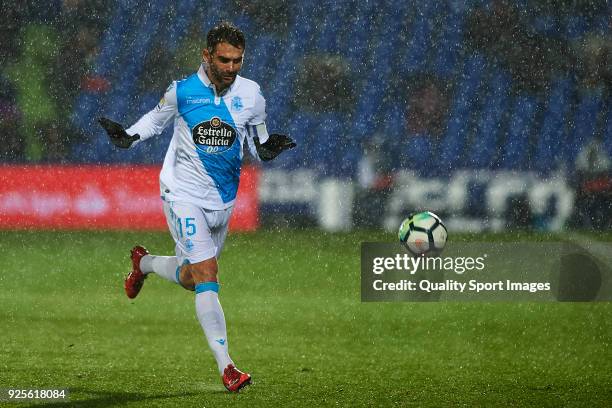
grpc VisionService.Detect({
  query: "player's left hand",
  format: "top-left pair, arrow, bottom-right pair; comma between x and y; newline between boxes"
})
98,117 -> 140,149
254,134 -> 296,161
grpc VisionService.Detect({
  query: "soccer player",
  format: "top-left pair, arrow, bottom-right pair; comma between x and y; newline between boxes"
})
98,22 -> 295,392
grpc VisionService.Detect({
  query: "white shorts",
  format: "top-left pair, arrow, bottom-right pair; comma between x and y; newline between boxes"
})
162,200 -> 233,265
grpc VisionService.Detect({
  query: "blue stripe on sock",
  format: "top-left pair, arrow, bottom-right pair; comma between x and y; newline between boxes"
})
195,282 -> 219,294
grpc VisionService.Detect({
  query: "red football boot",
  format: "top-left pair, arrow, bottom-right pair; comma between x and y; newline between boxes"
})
222,364 -> 251,392
124,246 -> 149,299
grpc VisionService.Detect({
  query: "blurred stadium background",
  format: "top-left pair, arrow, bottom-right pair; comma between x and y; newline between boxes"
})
0,0 -> 610,232
2,2 -> 612,406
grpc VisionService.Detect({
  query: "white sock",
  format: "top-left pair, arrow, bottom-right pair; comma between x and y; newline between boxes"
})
140,255 -> 179,284
195,282 -> 233,374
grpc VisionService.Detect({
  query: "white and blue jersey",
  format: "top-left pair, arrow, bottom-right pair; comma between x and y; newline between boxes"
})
127,65 -> 269,210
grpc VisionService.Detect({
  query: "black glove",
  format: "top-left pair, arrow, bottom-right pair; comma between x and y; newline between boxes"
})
254,133 -> 296,161
98,117 -> 140,149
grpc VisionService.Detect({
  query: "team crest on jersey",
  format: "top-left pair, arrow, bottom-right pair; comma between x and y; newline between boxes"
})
231,96 -> 243,111
192,116 -> 236,154
185,238 -> 194,252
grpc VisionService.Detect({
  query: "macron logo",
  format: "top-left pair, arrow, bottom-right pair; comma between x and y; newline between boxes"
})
187,97 -> 212,105
216,339 -> 226,345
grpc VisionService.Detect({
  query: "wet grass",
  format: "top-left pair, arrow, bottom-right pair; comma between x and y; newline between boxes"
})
0,229 -> 610,406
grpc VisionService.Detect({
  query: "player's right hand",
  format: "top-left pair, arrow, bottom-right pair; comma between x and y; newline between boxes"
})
98,117 -> 140,149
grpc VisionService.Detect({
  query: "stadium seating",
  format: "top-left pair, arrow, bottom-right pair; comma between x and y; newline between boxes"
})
164,0 -> 199,53
315,0 -> 348,53
344,1 -> 376,66
68,0 -> 611,177
499,95 -> 538,170
438,54 -> 486,174
399,1 -> 435,75
565,90 -> 603,165
533,78 -> 573,174
401,133 -> 434,175
106,1 -> 167,120
565,15 -> 589,39
467,68 -> 511,168
605,104 -> 612,157
433,3 -> 465,78
70,2 -> 132,148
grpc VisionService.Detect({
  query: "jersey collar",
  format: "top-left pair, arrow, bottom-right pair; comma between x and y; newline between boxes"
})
197,64 -> 238,96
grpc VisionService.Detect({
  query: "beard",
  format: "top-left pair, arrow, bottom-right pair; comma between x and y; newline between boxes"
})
209,63 -> 236,90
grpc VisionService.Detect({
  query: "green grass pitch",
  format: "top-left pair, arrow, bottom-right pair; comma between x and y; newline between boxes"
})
0,230 -> 610,407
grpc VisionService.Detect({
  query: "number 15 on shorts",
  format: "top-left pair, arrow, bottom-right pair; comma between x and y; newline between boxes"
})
176,217 -> 196,238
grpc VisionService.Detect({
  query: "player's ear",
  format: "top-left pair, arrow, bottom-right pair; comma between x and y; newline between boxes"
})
202,48 -> 211,64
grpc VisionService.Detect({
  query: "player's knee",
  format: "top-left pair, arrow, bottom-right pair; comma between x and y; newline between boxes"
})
178,268 -> 196,291
188,257 -> 218,284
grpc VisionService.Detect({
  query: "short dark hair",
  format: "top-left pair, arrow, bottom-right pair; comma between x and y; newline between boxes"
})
206,21 -> 245,53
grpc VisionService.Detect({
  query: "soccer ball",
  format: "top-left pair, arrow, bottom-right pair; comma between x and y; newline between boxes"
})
398,211 -> 448,256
